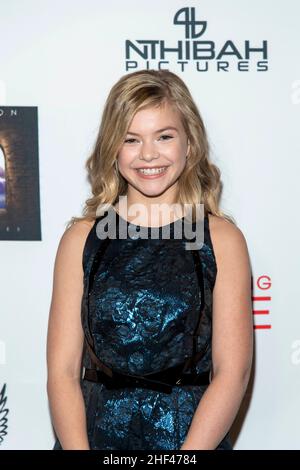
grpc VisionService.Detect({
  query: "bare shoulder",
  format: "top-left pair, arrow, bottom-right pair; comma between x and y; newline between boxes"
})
55,218 -> 96,266
207,214 -> 250,264
63,218 -> 95,241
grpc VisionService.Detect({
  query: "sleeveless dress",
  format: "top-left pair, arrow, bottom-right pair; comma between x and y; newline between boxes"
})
53,209 -> 233,450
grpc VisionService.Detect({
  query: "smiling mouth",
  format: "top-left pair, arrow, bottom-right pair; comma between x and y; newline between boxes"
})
135,166 -> 168,175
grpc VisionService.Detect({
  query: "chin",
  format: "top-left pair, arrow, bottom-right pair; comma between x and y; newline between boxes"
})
135,185 -> 171,198
140,189 -> 169,197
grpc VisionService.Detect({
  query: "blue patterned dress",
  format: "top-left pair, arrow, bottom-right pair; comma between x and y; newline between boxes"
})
53,209 -> 232,450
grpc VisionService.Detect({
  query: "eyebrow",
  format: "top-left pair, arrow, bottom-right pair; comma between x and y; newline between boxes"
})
126,126 -> 179,136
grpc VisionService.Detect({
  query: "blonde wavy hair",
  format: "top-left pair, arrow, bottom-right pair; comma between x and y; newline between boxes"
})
66,69 -> 236,229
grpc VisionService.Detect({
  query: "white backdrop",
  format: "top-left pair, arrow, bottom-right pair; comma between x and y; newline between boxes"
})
0,0 -> 299,450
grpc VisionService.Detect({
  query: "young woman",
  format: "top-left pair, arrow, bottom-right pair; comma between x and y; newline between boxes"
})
47,69 -> 253,450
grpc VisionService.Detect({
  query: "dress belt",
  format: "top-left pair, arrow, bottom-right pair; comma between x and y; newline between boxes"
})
83,361 -> 210,394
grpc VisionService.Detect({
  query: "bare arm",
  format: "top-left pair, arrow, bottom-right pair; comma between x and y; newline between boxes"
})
180,215 -> 253,450
46,219 -> 94,450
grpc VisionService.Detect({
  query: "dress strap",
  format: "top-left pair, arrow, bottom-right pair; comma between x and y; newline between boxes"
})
180,213 -> 212,374
81,212 -> 115,374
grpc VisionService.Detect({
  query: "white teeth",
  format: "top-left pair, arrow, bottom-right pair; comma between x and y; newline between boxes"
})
137,166 -> 167,175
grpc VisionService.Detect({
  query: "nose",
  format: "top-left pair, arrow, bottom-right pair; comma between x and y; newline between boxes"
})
139,140 -> 159,161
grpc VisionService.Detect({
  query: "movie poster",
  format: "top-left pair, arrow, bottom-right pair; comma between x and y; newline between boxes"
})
0,107 -> 41,240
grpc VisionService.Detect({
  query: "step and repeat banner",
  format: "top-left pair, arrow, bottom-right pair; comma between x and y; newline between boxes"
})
0,0 -> 299,450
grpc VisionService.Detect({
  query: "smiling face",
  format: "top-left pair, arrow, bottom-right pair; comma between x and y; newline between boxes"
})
116,100 -> 190,205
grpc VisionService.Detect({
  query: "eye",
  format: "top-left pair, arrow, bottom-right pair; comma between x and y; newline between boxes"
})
124,138 -> 137,144
124,134 -> 174,144
159,134 -> 173,141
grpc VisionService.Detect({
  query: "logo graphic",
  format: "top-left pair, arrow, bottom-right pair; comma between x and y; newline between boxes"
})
125,7 -> 269,72
0,384 -> 9,445
253,275 -> 272,330
174,7 -> 207,38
